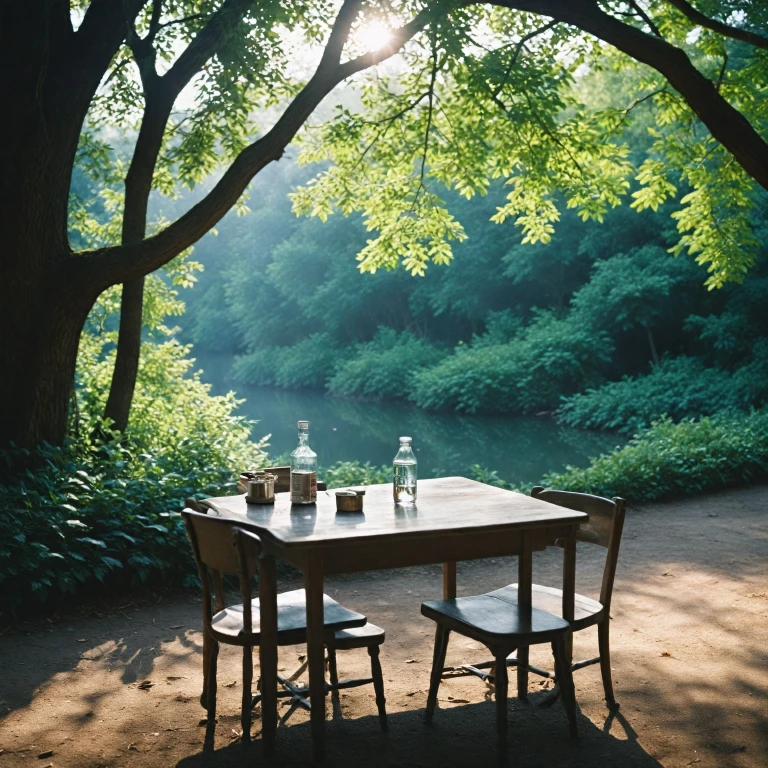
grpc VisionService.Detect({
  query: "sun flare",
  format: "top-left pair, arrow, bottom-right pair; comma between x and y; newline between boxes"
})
354,20 -> 394,51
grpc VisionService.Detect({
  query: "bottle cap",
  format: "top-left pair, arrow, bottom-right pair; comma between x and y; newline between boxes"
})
399,436 -> 412,443
298,420 -> 310,429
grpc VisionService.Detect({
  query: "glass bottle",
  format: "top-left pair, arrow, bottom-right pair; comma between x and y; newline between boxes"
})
393,436 -> 417,503
290,420 -> 317,504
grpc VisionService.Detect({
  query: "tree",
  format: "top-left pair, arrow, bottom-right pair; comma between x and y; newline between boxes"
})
2,0 -> 767,449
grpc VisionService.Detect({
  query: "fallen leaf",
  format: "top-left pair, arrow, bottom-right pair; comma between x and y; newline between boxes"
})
224,681 -> 237,688
447,698 -> 469,704
662,571 -> 673,577
298,654 -> 306,661
405,659 -> 417,664
660,651 -> 671,657
230,729 -> 241,740
197,718 -> 207,727
77,639 -> 87,643
137,680 -> 154,689
152,732 -> 159,737
128,744 -> 138,751
38,750 -> 54,758
169,625 -> 183,630
405,691 -> 420,697
166,676 -> 184,681
174,694 -> 190,703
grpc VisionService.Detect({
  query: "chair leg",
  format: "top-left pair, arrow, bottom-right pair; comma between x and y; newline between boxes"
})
207,639 -> 219,727
494,652 -> 509,751
516,645 -> 529,700
241,644 -> 253,741
552,637 -> 577,738
598,618 -> 617,709
327,645 -> 339,690
368,644 -> 388,731
425,625 -> 450,724
200,631 -> 211,709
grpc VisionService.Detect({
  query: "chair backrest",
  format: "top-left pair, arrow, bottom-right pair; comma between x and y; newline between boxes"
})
182,508 -> 262,633
531,486 -> 626,610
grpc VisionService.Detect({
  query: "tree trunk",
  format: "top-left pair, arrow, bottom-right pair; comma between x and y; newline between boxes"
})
644,323 -> 660,367
102,278 -> 146,432
0,272 -> 95,449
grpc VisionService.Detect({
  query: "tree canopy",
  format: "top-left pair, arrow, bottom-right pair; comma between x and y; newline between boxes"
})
1,0 -> 767,448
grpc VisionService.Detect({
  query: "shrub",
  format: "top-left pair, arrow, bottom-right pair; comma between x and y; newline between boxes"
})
2,334 -> 268,615
327,327 -> 445,400
557,357 -> 743,434
411,311 -> 612,413
542,411 -> 768,502
322,460 -> 390,487
232,333 -> 343,389
557,345 -> 768,434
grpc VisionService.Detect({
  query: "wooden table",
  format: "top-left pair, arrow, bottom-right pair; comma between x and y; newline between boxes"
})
204,476 -> 587,761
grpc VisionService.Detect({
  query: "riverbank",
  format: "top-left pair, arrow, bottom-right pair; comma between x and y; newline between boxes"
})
1,485 -> 766,767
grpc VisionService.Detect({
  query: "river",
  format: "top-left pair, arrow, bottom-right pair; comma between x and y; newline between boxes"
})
197,354 -> 622,486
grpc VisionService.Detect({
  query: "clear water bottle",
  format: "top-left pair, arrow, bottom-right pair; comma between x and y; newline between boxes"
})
393,436 -> 417,503
290,420 -> 317,504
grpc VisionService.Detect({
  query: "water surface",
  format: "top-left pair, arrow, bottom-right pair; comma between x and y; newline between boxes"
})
197,355 -> 622,486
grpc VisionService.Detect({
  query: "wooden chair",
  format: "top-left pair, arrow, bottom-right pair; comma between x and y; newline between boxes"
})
440,488 -> 626,711
421,589 -> 578,749
181,509 -> 387,744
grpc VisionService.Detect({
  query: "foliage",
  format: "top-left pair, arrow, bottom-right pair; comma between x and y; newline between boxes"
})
322,460 -> 390,488
410,311 -> 612,413
556,356 -> 752,434
232,333 -> 344,389
327,328 -> 445,400
542,411 -> 768,502
293,3 -> 768,286
0,423 -> 265,614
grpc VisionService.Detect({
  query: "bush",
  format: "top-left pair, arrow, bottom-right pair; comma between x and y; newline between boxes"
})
557,345 -> 768,434
322,460 -> 390,487
557,357 -> 744,434
411,311 -> 612,413
2,334 -> 268,615
542,411 -> 768,502
327,327 -> 445,400
232,333 -> 343,389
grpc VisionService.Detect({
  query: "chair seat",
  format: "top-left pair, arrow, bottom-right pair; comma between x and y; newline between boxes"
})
330,622 -> 385,650
421,595 -> 570,646
486,583 -> 604,631
211,588 -> 366,646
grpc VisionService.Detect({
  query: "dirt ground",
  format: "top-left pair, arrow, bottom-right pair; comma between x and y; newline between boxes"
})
1,485 -> 766,768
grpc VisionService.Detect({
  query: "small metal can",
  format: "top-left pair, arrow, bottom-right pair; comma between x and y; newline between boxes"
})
246,472 -> 276,504
335,489 -> 364,512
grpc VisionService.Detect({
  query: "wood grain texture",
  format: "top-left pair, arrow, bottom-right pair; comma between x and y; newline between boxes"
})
204,477 -> 587,550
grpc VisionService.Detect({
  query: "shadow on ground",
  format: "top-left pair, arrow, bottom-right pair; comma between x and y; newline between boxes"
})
178,695 -> 661,768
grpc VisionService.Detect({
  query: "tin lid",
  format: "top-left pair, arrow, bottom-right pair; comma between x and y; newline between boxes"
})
335,490 -> 357,497
346,488 -> 366,496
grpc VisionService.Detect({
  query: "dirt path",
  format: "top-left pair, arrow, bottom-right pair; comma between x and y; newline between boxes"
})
1,486 -> 766,768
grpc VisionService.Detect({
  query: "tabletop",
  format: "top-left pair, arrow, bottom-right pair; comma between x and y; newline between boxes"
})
203,476 -> 587,550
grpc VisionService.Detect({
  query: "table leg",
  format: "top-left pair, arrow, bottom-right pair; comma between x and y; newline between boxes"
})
442,561 -> 457,599
517,532 -> 532,699
305,552 -> 326,762
562,526 -> 577,663
259,554 -> 278,756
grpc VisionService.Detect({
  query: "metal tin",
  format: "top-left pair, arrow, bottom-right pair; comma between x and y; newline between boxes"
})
335,490 -> 364,512
246,472 -> 276,504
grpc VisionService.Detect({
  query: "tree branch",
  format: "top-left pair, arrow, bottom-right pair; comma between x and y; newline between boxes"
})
626,0 -> 662,38
664,0 -> 768,51
489,0 -> 768,191
72,5 -> 432,290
